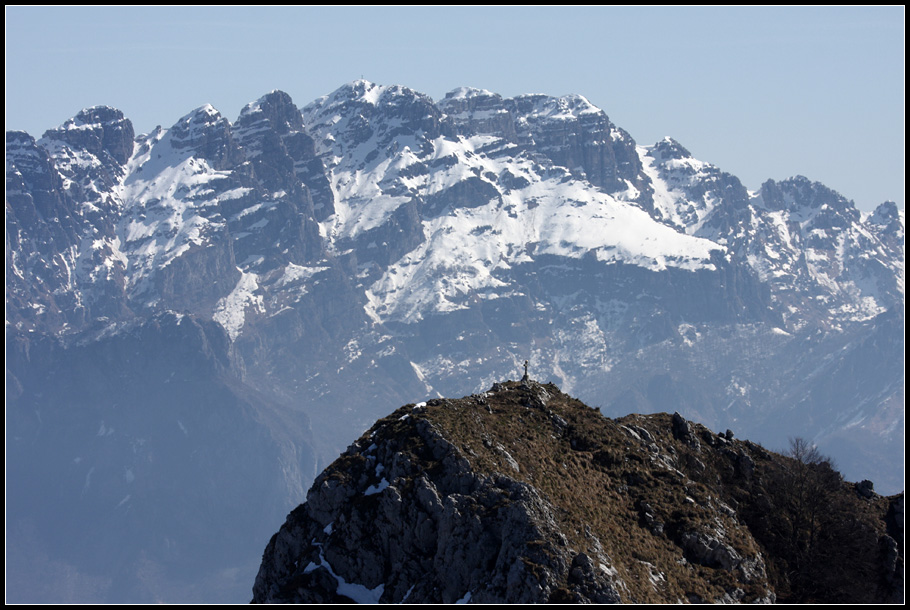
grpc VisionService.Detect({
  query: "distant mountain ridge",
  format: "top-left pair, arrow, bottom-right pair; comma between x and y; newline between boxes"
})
5,80 -> 904,602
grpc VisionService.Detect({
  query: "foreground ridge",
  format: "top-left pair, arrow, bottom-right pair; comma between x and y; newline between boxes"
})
253,381 -> 903,604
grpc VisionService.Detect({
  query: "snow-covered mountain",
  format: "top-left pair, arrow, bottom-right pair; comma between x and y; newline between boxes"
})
6,80 -> 904,602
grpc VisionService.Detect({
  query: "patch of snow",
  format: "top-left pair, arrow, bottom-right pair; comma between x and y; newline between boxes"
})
116,128 -> 233,296
446,86 -> 496,100
219,187 -> 252,201
401,585 -> 415,602
213,269 -> 264,340
278,263 -> 328,287
82,466 -> 95,496
305,546 -> 386,603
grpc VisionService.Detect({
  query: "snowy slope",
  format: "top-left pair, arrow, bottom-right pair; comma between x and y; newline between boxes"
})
637,139 -> 903,330
117,109 -> 234,302
302,81 -> 724,325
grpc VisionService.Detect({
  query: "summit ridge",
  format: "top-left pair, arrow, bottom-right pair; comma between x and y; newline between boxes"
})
252,381 -> 903,604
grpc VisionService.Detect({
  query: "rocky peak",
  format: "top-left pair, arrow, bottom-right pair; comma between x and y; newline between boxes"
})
868,200 -> 904,232
342,79 -> 387,104
237,90 -> 305,136
167,104 -> 242,170
7,129 -> 36,146
5,130 -> 87,334
512,92 -> 602,122
41,105 -> 135,166
7,130 -> 42,162
5,129 -> 82,242
759,176 -> 860,221
252,380 -> 901,604
868,200 -> 905,256
438,87 -> 515,140
303,81 -> 451,162
649,136 -> 693,162
440,86 -> 501,106
232,90 -> 318,194
640,136 -> 751,238
233,90 -> 317,171
337,80 -> 438,113
509,92 -> 642,193
6,131 -> 63,199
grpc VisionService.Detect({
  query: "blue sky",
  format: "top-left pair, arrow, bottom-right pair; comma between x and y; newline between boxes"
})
6,6 -> 904,211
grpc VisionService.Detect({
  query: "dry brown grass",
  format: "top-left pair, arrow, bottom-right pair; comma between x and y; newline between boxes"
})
378,381 -> 756,602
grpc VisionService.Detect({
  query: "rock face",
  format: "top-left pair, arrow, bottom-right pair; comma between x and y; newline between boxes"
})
252,381 -> 902,604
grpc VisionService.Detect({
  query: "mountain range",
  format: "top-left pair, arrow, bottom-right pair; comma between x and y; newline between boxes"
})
5,80 -> 904,602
